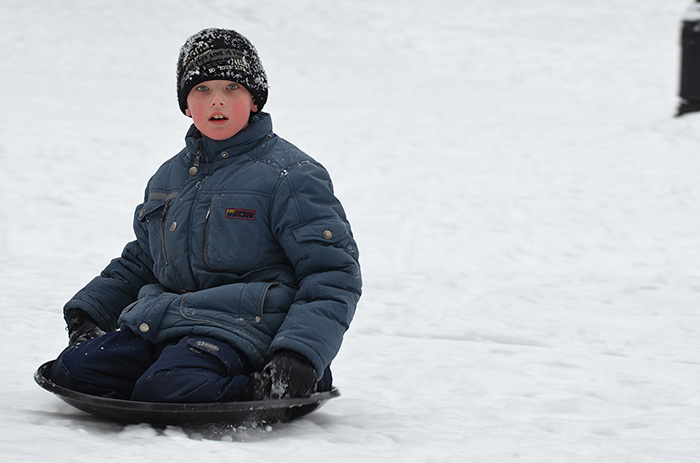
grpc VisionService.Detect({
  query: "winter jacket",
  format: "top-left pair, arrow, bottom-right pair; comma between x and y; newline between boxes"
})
63,113 -> 362,376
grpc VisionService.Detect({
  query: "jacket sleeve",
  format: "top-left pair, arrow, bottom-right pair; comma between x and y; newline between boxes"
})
63,204 -> 159,331
268,161 -> 362,376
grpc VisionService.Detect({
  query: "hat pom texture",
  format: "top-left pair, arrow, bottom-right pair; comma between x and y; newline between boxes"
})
177,28 -> 268,114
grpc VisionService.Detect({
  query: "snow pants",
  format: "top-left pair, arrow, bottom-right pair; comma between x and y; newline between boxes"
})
50,329 -> 253,403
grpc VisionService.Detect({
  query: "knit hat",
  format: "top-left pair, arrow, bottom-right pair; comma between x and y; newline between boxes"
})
177,28 -> 268,115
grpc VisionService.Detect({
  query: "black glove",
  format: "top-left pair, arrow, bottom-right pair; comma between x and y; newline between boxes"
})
254,350 -> 318,400
66,309 -> 106,345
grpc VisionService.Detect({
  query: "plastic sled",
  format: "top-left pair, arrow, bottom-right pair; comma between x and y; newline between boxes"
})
34,360 -> 340,427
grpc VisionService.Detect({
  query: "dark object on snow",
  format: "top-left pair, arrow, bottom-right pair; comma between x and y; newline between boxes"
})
34,360 -> 339,426
678,1 -> 700,116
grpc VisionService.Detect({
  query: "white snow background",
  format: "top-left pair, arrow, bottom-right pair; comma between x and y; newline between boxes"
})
1,0 -> 699,461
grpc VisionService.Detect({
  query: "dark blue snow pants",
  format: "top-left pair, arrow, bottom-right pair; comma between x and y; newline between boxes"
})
51,329 -> 252,403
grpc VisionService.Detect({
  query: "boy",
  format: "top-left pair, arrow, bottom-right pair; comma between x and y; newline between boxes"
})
50,28 -> 362,403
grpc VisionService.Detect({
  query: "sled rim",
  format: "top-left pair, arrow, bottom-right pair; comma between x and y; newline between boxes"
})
34,360 -> 340,425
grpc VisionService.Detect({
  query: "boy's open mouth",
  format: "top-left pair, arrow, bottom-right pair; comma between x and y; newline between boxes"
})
210,115 -> 228,121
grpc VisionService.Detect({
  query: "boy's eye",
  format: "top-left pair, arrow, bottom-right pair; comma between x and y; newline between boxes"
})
196,85 -> 209,92
227,83 -> 239,90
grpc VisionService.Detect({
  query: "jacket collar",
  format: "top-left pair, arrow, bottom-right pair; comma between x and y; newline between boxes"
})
184,112 -> 273,162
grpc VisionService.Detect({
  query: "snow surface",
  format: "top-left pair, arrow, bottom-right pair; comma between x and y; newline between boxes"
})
1,0 -> 699,461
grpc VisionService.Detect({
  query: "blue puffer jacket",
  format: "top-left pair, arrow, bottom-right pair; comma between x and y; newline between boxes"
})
63,113 -> 362,376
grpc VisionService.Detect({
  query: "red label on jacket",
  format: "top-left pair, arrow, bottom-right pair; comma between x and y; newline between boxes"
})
225,208 -> 256,221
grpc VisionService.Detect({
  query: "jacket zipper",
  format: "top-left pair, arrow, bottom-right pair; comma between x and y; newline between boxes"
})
161,199 -> 172,265
203,205 -> 215,269
199,142 -> 211,163
198,142 -> 213,268
256,281 -> 280,324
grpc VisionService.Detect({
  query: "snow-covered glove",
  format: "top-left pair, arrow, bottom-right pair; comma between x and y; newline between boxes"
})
254,350 -> 318,399
66,309 -> 106,345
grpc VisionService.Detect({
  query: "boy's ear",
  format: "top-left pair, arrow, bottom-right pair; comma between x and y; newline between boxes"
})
185,107 -> 192,117
251,101 -> 259,113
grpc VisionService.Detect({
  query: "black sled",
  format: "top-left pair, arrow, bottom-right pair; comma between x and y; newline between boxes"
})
34,360 -> 339,427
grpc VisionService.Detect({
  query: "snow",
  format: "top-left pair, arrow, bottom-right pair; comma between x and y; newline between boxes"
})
1,0 -> 699,461
684,3 -> 700,21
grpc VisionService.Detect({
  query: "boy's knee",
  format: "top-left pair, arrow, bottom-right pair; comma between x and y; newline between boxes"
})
50,330 -> 154,399
50,343 -> 123,397
131,336 -> 252,403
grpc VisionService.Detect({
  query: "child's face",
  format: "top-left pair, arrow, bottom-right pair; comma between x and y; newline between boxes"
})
185,80 -> 259,140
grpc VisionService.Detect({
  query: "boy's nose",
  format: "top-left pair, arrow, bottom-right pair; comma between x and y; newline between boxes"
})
210,94 -> 225,106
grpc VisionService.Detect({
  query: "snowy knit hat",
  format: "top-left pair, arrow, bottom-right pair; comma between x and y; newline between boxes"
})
177,28 -> 268,114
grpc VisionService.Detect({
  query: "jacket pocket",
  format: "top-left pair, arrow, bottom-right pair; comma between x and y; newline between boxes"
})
291,217 -> 350,244
291,217 -> 356,259
179,281 -> 280,326
203,193 -> 268,271
137,198 -> 171,267
287,217 -> 359,280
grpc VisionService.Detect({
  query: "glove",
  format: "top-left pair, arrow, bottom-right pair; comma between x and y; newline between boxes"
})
66,309 -> 106,345
254,350 -> 318,399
